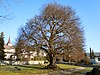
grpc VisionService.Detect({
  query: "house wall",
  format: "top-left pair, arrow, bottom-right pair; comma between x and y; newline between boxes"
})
4,49 -> 15,53
4,49 -> 15,59
94,57 -> 100,64
21,50 -> 47,60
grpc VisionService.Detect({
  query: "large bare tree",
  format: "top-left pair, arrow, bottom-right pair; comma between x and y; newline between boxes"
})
17,3 -> 85,68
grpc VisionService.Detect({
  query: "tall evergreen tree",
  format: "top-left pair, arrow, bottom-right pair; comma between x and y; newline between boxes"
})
0,32 -> 5,60
90,48 -> 95,59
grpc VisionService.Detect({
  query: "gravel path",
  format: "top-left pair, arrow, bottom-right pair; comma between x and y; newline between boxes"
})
39,67 -> 86,75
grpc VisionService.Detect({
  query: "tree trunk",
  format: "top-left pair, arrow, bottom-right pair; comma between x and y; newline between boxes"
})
49,54 -> 56,66
46,53 -> 58,69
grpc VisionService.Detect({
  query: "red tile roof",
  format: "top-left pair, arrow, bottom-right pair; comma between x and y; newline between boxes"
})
4,44 -> 15,50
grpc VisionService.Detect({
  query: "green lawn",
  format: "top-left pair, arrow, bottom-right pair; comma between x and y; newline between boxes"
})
0,65 -> 50,75
57,64 -> 79,69
0,64 -> 92,75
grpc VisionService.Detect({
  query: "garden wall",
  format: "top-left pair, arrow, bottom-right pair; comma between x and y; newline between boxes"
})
0,60 -> 45,65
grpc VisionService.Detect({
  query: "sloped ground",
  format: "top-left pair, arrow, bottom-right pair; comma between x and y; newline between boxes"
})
0,64 -> 92,75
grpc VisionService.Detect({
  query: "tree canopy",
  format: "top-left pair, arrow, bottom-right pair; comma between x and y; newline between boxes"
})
16,3 -> 85,68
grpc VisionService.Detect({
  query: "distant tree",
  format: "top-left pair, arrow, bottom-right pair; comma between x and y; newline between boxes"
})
0,32 -> 5,60
80,52 -> 90,65
17,3 -> 85,68
90,48 -> 95,59
15,34 -> 25,60
90,48 -> 92,58
15,28 -> 35,61
91,50 -> 95,59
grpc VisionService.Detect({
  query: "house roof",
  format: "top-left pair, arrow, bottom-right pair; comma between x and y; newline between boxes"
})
4,44 -> 15,50
4,36 -> 15,50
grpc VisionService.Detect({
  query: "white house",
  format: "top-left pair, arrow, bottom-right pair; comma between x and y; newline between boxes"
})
20,49 -> 47,60
4,37 -> 16,60
88,52 -> 100,64
94,56 -> 100,64
0,37 -> 48,65
93,53 -> 100,64
3,37 -> 47,61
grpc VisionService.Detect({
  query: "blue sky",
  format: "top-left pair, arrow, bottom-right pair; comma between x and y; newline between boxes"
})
0,0 -> 100,52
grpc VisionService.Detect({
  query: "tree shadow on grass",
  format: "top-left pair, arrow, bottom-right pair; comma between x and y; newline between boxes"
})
17,65 -> 46,70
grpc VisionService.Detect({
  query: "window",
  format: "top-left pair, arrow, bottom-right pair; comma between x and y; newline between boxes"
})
98,58 -> 100,61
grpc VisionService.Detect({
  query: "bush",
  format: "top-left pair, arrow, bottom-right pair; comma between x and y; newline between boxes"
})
86,72 -> 91,75
86,67 -> 100,75
91,67 -> 100,75
34,56 -> 46,61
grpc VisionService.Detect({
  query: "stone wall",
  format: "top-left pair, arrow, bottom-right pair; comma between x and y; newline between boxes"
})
0,60 -> 45,65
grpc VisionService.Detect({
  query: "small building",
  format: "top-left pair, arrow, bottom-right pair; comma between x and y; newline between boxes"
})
93,53 -> 100,64
88,52 -> 100,64
20,49 -> 47,61
4,37 -> 16,60
3,37 -> 47,61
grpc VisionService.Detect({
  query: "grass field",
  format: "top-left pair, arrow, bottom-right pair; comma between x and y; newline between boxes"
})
0,64 -> 92,75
